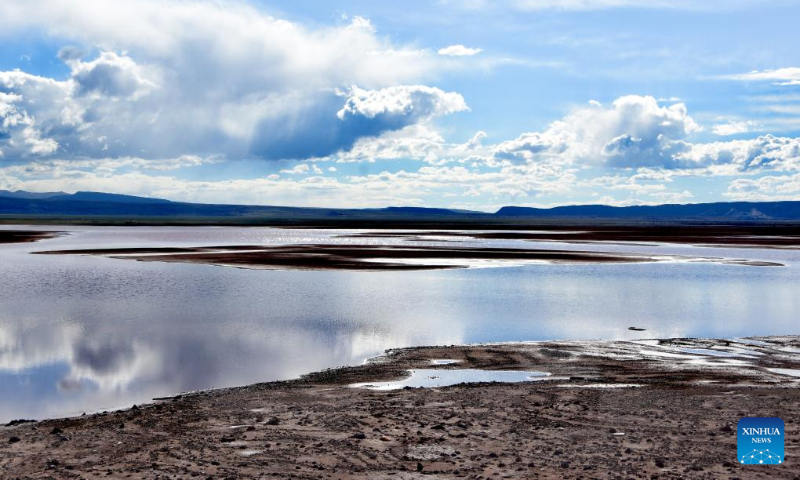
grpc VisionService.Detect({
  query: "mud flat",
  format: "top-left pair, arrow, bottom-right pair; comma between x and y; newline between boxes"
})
2,336 -> 799,478
34,243 -> 783,270
342,225 -> 800,249
0,230 -> 59,244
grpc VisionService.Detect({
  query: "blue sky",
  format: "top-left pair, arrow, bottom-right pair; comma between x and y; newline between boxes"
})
1,0 -> 800,210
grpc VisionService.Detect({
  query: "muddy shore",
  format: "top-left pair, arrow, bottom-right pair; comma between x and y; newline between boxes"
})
34,243 -> 784,270
0,230 -> 59,244
2,336 -> 799,479
342,225 -> 800,249
33,244 -> 652,271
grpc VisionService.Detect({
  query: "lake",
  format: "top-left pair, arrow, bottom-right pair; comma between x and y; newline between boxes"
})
1,225 -> 798,421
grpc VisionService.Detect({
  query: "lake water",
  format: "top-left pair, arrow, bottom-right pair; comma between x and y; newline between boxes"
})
1,225 -> 798,421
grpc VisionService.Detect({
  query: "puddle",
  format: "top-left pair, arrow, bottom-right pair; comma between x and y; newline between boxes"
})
351,369 -> 551,390
238,450 -> 262,457
733,338 -> 774,348
676,348 -> 742,357
685,358 -> 754,367
638,349 -> 697,359
733,338 -> 800,354
767,368 -> 800,378
558,383 -> 643,388
430,359 -> 460,365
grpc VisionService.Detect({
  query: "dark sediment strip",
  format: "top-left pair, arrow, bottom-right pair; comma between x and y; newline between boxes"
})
34,244 -> 656,271
0,230 -> 59,244
342,225 -> 800,248
35,243 -> 785,269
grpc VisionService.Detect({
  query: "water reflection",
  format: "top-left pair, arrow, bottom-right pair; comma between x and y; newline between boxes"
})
1,226 -> 799,421
351,369 -> 551,390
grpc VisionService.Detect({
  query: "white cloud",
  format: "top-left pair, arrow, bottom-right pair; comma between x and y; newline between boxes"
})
280,164 -> 311,175
334,124 -> 447,164
336,85 -> 468,120
678,135 -> 800,172
69,51 -> 159,99
494,95 -> 702,168
348,16 -> 375,33
438,45 -> 483,57
711,120 -> 758,136
0,0 -> 465,162
726,173 -> 800,201
0,80 -> 68,158
487,96 -> 800,176
722,67 -> 800,86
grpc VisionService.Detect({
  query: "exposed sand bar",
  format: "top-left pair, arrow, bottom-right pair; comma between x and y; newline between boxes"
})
0,230 -> 59,244
2,336 -> 798,478
34,243 -> 784,270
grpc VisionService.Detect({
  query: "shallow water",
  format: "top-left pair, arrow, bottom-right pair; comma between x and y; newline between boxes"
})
1,225 -> 799,421
675,348 -> 744,358
768,368 -> 800,378
350,369 -> 551,390
431,359 -> 460,365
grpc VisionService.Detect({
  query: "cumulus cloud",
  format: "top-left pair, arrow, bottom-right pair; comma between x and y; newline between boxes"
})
0,78 -> 68,158
679,135 -> 800,172
335,124 -> 448,164
337,85 -> 468,120
438,45 -> 483,56
70,51 -> 158,99
488,96 -> 800,176
494,95 -> 702,168
0,0 -> 466,162
726,173 -> 800,201
249,85 -> 467,160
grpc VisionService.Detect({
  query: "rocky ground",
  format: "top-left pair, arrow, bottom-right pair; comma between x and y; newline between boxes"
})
2,336 -> 799,479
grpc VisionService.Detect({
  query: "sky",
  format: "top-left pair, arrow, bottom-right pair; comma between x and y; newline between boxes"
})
1,0 -> 800,211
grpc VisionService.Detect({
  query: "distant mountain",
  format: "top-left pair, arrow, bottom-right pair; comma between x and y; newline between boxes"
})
381,206 -> 468,216
47,191 -> 174,204
0,190 -> 487,221
0,190 -> 66,200
1,190 -> 799,224
495,202 -> 800,220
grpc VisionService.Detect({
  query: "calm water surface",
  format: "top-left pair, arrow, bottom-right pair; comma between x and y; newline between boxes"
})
1,225 -> 798,421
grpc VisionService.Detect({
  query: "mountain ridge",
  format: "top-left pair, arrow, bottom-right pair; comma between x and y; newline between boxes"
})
1,190 -> 799,223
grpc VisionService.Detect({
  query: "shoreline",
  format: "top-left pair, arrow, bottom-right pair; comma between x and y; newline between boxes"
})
34,243 -> 786,270
2,336 -> 798,478
0,229 -> 60,244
